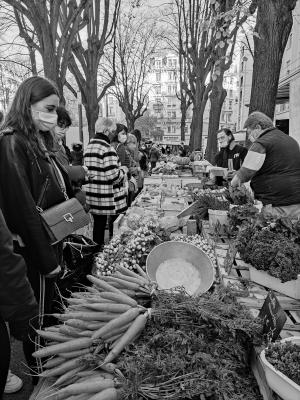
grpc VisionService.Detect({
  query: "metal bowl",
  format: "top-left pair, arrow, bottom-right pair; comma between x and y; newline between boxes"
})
146,241 -> 215,296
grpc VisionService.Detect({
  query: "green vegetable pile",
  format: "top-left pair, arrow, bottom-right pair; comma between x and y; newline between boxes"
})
118,288 -> 263,400
236,217 -> 300,282
228,204 -> 259,233
265,341 -> 300,385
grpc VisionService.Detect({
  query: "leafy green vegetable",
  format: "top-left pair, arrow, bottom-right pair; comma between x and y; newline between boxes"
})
223,186 -> 254,205
236,219 -> 300,282
265,341 -> 300,385
118,288 -> 263,400
228,204 -> 259,232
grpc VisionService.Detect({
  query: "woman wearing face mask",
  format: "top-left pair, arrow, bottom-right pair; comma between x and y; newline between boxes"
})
0,76 -> 74,382
213,128 -> 247,185
110,124 -> 131,169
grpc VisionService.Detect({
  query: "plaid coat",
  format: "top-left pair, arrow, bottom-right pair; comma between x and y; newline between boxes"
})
84,133 -> 127,215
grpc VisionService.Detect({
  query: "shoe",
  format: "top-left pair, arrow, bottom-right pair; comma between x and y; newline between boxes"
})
4,371 -> 23,394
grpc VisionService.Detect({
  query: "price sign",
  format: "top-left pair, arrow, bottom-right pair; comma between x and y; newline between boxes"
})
258,290 -> 287,341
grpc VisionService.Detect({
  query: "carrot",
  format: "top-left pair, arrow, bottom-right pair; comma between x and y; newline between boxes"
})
116,288 -> 136,297
113,271 -> 147,287
32,337 -> 92,358
64,319 -> 89,330
52,378 -> 115,399
92,307 -> 141,339
86,286 -> 101,294
53,365 -> 85,387
45,325 -> 61,332
101,276 -> 140,291
86,275 -> 123,295
36,330 -> 74,343
99,292 -> 137,307
98,362 -> 117,374
60,348 -> 91,359
53,312 -> 121,322
101,322 -> 131,341
43,356 -> 65,369
135,264 -> 150,281
103,313 -> 147,364
39,356 -> 83,377
116,265 -> 148,282
59,326 -> 83,338
86,322 -> 106,330
86,303 -> 131,313
88,387 -> 119,400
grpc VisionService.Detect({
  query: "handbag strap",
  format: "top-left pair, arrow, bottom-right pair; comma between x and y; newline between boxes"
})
50,157 -> 69,200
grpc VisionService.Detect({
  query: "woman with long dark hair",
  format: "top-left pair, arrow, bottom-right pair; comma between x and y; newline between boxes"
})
0,76 -> 74,383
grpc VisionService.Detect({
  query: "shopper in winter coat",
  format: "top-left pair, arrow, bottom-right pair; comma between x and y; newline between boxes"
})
110,123 -> 131,169
0,207 -> 38,398
84,118 -> 128,246
231,111 -> 300,219
149,144 -> 160,171
53,106 -> 88,208
71,142 -> 84,165
0,76 -> 74,380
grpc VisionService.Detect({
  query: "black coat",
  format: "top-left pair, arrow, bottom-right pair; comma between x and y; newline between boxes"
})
0,208 -> 37,323
0,131 -> 74,276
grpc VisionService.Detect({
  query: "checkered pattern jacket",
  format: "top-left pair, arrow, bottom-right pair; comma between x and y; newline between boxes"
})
84,133 -> 128,215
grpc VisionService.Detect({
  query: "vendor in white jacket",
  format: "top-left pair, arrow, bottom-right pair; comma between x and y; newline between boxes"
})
231,111 -> 300,220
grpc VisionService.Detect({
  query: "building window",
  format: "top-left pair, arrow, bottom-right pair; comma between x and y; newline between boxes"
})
155,86 -> 161,95
229,89 -> 233,98
156,72 -> 161,82
155,60 -> 161,68
168,111 -> 172,118
229,100 -> 233,110
167,85 -> 172,94
172,111 -> 176,118
108,96 -> 114,104
221,112 -> 225,122
227,113 -> 232,122
108,106 -> 114,117
167,126 -> 171,133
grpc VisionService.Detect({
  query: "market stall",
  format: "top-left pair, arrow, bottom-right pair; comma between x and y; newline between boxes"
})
29,183 -> 300,400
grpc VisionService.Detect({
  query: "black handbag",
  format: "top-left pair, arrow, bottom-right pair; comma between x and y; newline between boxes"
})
37,158 -> 89,244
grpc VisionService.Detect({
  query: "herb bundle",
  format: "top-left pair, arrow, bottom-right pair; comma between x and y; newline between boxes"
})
118,288 -> 263,400
265,341 -> 300,385
236,218 -> 300,282
223,186 -> 254,205
228,204 -> 259,233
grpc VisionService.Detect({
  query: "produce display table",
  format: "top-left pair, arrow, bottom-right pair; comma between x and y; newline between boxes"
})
201,220 -> 300,400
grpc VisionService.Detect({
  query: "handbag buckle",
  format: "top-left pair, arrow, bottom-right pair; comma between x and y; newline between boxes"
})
63,213 -> 74,223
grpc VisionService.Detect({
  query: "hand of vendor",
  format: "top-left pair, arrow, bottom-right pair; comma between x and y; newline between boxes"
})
230,173 -> 241,188
226,170 -> 236,180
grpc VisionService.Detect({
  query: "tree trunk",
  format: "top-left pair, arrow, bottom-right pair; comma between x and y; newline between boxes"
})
206,76 -> 227,163
126,116 -> 135,132
180,101 -> 187,142
84,80 -> 99,139
249,0 -> 297,119
190,104 -> 204,150
42,52 -> 65,104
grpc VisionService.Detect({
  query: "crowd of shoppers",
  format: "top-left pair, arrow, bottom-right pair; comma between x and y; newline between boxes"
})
1,75 -> 300,400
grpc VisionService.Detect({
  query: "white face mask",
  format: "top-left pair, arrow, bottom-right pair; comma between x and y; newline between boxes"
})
118,133 -> 127,143
32,110 -> 57,132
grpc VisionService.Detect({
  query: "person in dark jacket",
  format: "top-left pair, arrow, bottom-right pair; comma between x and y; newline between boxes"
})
149,144 -> 160,172
71,142 -> 84,166
213,128 -> 247,185
110,123 -> 130,168
0,207 -> 38,398
0,76 -> 73,381
232,111 -> 300,219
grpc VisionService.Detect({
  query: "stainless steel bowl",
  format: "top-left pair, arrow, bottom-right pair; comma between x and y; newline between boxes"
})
146,241 -> 215,296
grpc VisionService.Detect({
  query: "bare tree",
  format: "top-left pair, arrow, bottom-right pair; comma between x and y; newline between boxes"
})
205,0 -> 258,162
68,0 -> 121,137
110,8 -> 161,131
2,0 -> 88,102
249,0 -> 297,119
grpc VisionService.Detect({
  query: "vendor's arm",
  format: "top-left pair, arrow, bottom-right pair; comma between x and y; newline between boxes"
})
231,143 -> 266,187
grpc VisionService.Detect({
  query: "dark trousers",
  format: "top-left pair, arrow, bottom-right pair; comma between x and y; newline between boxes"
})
108,215 -> 118,239
150,161 -> 157,170
0,316 -> 10,399
13,244 -> 57,385
92,214 -> 107,247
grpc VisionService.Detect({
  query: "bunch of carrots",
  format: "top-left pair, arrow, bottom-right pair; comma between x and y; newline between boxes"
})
32,265 -> 155,400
